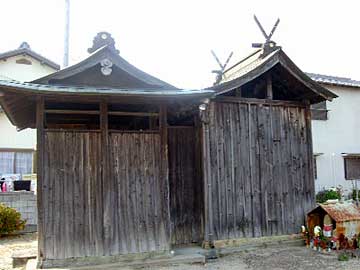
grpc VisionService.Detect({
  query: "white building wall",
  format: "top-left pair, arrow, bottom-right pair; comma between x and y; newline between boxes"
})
312,85 -> 360,194
0,113 -> 36,149
0,54 -> 57,151
0,54 -> 55,82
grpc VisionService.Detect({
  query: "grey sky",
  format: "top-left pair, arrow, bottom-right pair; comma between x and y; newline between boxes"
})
1,0 -> 359,89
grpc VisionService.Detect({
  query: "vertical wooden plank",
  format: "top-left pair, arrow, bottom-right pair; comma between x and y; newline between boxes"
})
257,104 -> 269,236
240,103 -> 252,237
217,103 -> 227,239
94,132 -> 104,255
271,106 -> 283,235
159,105 -> 170,250
100,102 -> 112,255
227,103 -> 236,239
209,102 -> 220,240
251,104 -> 262,237
43,132 -> 53,259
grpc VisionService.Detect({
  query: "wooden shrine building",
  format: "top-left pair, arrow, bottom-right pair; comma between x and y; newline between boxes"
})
0,32 -> 336,267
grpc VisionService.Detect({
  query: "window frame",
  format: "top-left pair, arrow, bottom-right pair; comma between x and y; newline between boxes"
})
343,154 -> 360,180
311,101 -> 328,121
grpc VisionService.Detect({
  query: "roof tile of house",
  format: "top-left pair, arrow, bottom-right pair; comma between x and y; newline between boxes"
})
307,73 -> 360,88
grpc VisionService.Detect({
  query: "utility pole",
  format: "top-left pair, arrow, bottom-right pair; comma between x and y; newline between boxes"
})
63,0 -> 70,67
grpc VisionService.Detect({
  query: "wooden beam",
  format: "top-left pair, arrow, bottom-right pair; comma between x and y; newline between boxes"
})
109,111 -> 158,117
109,129 -> 159,134
214,96 -> 306,107
45,110 -> 99,115
36,96 -> 45,261
45,109 -> 159,117
266,74 -> 273,99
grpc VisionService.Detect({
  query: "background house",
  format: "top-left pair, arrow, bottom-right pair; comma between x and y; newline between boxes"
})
309,73 -> 360,193
0,42 -> 59,176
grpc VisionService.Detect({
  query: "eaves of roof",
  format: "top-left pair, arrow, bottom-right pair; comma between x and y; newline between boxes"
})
0,79 -> 213,97
0,48 -> 60,70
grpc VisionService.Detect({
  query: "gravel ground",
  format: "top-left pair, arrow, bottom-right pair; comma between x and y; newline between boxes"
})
1,234 -> 360,270
0,233 -> 37,270
125,246 -> 360,270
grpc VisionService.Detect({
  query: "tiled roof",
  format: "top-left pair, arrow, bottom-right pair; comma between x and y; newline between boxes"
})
307,73 -> 360,88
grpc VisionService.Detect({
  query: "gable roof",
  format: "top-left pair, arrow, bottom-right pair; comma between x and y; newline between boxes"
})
307,73 -> 360,88
210,48 -> 337,104
0,42 -> 60,70
308,202 -> 360,223
33,44 -> 176,90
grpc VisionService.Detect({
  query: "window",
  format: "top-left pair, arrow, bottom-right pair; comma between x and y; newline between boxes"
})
344,155 -> 360,180
0,150 -> 34,175
16,58 -> 32,65
311,101 -> 328,120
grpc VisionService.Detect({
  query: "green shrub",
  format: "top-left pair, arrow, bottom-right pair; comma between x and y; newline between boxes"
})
316,189 -> 340,203
0,203 -> 26,236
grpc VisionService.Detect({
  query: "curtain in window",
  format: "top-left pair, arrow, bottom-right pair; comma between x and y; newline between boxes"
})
0,152 -> 15,174
15,152 -> 33,174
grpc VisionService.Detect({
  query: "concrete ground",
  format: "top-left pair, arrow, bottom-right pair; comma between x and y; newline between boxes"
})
1,233 -> 360,270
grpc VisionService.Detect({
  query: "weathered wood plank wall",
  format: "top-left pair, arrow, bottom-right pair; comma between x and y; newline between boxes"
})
42,131 -> 170,260
206,100 -> 314,240
168,127 -> 203,245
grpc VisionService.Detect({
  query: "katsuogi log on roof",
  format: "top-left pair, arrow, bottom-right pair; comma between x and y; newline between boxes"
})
210,47 -> 337,104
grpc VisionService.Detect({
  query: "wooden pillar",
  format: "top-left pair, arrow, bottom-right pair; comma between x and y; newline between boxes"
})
200,102 -> 214,247
235,87 -> 242,97
159,104 -> 171,247
266,74 -> 273,99
36,96 -> 45,260
149,116 -> 157,130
